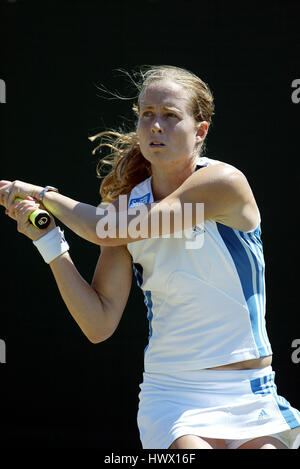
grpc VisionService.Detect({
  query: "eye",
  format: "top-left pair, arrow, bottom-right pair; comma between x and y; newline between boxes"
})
166,112 -> 178,118
141,110 -> 153,118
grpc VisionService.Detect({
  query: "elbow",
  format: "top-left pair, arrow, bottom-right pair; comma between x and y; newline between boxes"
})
87,335 -> 106,344
83,302 -> 120,344
87,329 -> 114,344
87,335 -> 103,344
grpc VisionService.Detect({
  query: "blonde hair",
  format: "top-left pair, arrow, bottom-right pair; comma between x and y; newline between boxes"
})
90,65 -> 215,203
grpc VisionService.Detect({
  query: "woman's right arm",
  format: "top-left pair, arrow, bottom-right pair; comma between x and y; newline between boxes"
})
49,245 -> 133,343
3,197 -> 133,344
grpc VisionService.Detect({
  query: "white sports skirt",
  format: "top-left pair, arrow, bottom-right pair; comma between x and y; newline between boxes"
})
137,366 -> 300,449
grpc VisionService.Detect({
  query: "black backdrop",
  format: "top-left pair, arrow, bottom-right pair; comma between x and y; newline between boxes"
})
0,0 -> 299,449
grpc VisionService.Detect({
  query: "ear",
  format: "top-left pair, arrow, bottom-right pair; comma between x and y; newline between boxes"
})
195,121 -> 209,144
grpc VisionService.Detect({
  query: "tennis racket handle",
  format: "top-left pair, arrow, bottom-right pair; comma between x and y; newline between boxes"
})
14,197 -> 51,229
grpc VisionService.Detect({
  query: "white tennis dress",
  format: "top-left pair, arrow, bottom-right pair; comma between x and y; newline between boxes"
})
126,157 -> 300,449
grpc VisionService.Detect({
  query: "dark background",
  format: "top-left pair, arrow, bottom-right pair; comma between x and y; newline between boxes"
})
0,0 -> 299,448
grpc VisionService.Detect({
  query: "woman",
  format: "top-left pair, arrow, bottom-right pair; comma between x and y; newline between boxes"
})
1,65 -> 300,449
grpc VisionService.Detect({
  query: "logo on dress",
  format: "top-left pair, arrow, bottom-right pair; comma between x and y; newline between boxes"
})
129,193 -> 151,208
258,409 -> 269,420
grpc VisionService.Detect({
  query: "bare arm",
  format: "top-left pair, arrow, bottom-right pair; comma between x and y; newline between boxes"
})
89,163 -> 261,245
1,195 -> 133,343
0,180 -> 106,245
49,245 -> 133,343
0,163 -> 260,249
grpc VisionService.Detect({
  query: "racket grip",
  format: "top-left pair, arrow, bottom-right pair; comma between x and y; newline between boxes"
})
14,197 -> 52,229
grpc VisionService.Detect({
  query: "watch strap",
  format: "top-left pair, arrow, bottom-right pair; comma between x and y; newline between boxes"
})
39,185 -> 59,202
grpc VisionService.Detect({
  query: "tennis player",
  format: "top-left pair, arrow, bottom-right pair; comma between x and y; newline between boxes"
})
1,65 -> 300,449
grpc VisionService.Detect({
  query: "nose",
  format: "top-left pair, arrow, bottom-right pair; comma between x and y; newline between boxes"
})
151,118 -> 163,134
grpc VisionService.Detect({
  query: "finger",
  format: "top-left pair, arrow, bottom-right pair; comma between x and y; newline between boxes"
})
15,201 -> 40,227
5,182 -> 41,210
1,183 -> 14,209
13,199 -> 39,221
0,182 -> 12,207
16,207 -> 35,235
5,199 -> 36,221
3,181 -> 25,210
4,198 -> 18,219
0,180 -> 12,188
14,199 -> 39,216
6,198 -> 22,218
7,181 -> 17,209
15,202 -> 55,240
5,207 -> 17,221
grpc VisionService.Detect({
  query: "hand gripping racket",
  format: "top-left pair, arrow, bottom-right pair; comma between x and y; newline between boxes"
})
14,197 -> 51,229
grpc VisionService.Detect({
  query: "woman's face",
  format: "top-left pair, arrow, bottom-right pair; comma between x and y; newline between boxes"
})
137,80 -> 205,168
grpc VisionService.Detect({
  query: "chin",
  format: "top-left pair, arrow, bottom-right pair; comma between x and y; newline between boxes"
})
148,154 -> 174,165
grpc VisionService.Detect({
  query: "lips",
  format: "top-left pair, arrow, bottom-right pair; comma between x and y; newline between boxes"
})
149,140 -> 165,147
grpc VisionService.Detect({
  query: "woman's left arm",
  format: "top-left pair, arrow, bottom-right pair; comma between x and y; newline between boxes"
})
0,165 -> 259,246
94,163 -> 260,244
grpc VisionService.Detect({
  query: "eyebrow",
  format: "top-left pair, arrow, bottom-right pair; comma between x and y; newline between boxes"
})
140,104 -> 182,113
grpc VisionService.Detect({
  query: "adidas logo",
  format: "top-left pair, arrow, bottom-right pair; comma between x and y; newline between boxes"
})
258,409 -> 269,420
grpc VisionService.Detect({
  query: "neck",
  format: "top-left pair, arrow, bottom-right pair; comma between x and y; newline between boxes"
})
150,158 -> 197,201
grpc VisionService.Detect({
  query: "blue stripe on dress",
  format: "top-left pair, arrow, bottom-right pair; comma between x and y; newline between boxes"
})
238,229 -> 271,355
272,393 -> 300,428
250,371 -> 276,396
132,263 -> 153,351
216,223 -> 271,357
250,372 -> 300,429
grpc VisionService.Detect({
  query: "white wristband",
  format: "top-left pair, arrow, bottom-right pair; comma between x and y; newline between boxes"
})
33,227 -> 69,264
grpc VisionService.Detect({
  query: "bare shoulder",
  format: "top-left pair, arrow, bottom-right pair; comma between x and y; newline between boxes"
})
185,161 -> 260,231
185,160 -> 255,201
195,161 -> 247,182
216,162 -> 255,198
213,163 -> 260,231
